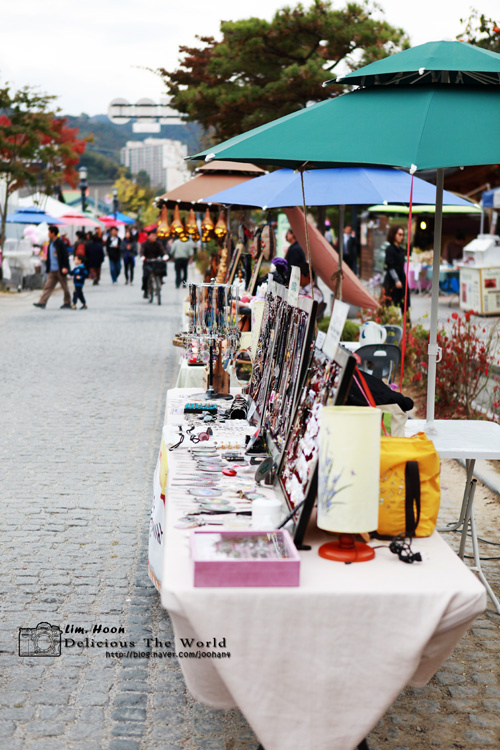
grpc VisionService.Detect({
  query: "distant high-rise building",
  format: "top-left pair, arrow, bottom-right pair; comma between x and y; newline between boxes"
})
120,138 -> 190,191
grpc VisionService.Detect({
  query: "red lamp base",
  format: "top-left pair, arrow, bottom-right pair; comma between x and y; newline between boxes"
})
318,533 -> 375,563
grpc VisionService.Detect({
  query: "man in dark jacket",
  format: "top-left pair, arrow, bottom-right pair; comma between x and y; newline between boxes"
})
106,226 -> 122,284
140,230 -> 164,298
284,228 -> 306,268
33,225 -> 72,309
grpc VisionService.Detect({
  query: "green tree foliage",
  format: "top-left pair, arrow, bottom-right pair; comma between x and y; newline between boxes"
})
157,0 -> 409,141
458,8 -> 500,52
0,82 -> 86,250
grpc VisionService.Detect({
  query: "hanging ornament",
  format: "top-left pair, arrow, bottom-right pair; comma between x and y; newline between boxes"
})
171,204 -> 184,236
186,208 -> 198,235
201,208 -> 214,241
156,205 -> 170,238
214,211 -> 227,238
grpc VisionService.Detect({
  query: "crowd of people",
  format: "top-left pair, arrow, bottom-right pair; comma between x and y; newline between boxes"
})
33,225 -> 193,310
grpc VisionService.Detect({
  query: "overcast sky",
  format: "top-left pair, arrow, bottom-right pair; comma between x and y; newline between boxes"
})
1,1 -> 499,116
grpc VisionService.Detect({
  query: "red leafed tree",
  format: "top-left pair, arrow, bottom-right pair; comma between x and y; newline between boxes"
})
0,82 -> 87,258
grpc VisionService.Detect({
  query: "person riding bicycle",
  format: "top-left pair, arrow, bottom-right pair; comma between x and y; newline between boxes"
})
140,230 -> 165,299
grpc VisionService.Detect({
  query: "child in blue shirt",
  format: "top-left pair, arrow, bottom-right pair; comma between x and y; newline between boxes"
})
70,260 -> 89,309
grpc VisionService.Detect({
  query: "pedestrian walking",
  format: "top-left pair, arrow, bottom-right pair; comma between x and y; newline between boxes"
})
106,226 -> 122,284
33,225 -> 72,309
70,258 -> 89,309
85,233 -> 104,285
122,228 -> 137,285
74,231 -> 87,261
170,235 -> 194,288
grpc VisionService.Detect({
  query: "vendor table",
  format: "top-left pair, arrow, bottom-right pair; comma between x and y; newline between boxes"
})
154,389 -> 486,750
406,419 -> 500,614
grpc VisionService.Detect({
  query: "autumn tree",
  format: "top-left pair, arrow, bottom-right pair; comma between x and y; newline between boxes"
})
157,0 -> 409,142
0,82 -> 86,254
458,8 -> 500,52
114,170 -> 157,224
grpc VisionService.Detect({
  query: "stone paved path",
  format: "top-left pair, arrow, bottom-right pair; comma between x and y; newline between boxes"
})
1,266 -> 499,750
0,266 -> 256,750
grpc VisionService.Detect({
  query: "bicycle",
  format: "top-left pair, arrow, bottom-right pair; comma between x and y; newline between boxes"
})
145,259 -> 166,306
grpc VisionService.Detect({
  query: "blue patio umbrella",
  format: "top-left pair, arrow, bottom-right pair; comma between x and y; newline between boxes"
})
204,166 -> 471,209
204,166 -> 471,289
6,207 -> 64,225
113,211 -> 135,225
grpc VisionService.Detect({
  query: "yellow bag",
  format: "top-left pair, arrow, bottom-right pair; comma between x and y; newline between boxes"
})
378,432 -> 440,538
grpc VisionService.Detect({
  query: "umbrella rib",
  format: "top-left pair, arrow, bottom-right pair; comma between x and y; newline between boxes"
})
298,168 -> 314,296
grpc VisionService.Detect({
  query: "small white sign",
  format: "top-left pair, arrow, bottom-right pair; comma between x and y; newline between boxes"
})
322,299 -> 350,359
315,330 -> 326,349
288,266 -> 301,307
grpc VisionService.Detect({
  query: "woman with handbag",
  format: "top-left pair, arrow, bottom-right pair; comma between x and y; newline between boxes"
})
383,225 -> 409,314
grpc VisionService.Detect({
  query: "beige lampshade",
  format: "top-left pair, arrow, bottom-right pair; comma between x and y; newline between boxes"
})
318,406 -> 381,534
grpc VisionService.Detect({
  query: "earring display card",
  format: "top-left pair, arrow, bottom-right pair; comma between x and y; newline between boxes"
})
191,529 -> 300,587
247,282 -> 316,460
247,283 -> 279,412
277,346 -> 356,546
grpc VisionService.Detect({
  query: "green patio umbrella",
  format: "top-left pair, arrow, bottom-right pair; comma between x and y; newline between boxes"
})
329,40 -> 500,87
191,40 -> 500,425
193,85 -> 500,171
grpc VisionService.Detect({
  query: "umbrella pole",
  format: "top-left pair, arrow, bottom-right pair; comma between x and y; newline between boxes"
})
299,169 -> 314,292
426,168 -> 444,429
337,205 -> 345,301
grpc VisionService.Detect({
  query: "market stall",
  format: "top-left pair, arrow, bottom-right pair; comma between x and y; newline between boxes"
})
459,234 -> 500,314
148,269 -> 491,749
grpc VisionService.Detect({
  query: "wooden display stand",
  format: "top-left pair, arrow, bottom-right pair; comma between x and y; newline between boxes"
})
203,344 -> 230,395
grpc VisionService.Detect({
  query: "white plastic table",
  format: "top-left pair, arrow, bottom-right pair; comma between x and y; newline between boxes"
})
406,419 -> 500,613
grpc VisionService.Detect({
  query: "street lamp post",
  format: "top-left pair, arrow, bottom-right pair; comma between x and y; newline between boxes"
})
78,166 -> 88,214
112,187 -> 118,220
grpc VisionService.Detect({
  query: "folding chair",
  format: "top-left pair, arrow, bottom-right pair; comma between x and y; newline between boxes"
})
355,344 -> 402,384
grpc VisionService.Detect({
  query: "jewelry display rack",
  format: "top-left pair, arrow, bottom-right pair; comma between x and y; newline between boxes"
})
187,279 -> 240,400
275,345 -> 356,548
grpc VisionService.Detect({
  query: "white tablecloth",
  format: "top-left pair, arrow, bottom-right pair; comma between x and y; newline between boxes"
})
158,394 -> 486,750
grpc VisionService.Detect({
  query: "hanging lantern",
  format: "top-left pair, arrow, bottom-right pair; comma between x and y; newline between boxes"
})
171,204 -> 184,236
186,208 -> 198,235
156,205 -> 170,238
214,211 -> 227,238
201,208 -> 214,241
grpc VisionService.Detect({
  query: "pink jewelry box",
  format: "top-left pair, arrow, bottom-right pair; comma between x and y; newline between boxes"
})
190,529 -> 301,587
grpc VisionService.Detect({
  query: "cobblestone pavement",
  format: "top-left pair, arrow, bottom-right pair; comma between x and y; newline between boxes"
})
0,266 -> 257,750
1,267 -> 500,750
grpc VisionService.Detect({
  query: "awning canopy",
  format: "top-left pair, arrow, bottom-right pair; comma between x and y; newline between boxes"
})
285,207 -> 378,310
157,161 -> 266,210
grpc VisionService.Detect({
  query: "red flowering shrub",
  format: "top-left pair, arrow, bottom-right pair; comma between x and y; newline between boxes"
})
403,323 -> 429,386
434,311 -> 500,418
358,295 -> 402,327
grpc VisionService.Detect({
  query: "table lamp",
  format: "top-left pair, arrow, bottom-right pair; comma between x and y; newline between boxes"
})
317,406 -> 381,563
